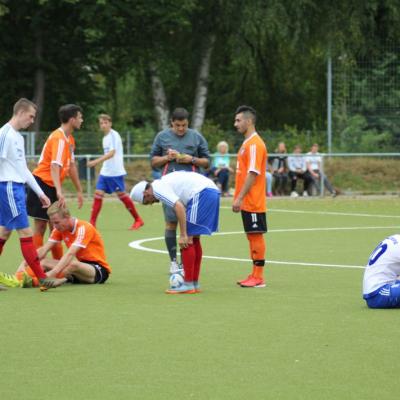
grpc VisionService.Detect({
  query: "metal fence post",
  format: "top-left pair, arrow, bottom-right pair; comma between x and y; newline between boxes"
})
86,155 -> 92,198
320,155 -> 325,197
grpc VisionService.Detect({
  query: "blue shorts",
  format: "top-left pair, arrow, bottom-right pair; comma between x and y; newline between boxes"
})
96,175 -> 126,194
364,281 -> 400,308
0,182 -> 29,230
186,188 -> 220,236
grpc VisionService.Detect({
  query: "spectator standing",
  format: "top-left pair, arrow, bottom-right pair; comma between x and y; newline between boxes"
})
305,143 -> 336,197
271,142 -> 288,196
150,108 -> 210,274
287,145 -> 312,197
211,141 -> 233,197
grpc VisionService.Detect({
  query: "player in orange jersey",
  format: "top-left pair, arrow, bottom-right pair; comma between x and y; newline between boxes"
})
232,105 -> 268,288
17,201 -> 111,285
27,104 -> 84,259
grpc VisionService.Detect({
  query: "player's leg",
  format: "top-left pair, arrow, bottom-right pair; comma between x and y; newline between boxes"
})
116,188 -> 144,230
193,236 -> 202,292
0,226 -> 11,255
59,260 -> 109,284
365,282 -> 400,308
163,204 -> 182,273
90,188 -> 105,227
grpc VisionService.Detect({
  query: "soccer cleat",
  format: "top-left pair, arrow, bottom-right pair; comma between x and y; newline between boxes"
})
240,276 -> 266,288
236,275 -> 253,285
303,191 -> 308,197
0,272 -> 22,288
129,218 -> 144,230
169,261 -> 183,275
165,283 -> 196,294
193,281 -> 201,293
290,191 -> 299,198
15,271 -> 34,288
39,277 -> 67,291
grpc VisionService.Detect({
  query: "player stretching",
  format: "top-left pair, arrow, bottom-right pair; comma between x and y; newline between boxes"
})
0,98 -> 64,290
130,171 -> 220,294
88,114 -> 143,229
232,105 -> 268,288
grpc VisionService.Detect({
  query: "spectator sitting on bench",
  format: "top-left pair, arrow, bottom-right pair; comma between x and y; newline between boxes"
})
288,145 -> 312,197
271,142 -> 288,196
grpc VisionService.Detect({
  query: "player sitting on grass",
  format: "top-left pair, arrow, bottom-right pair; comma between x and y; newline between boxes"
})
8,201 -> 112,287
363,234 -> 400,308
130,171 -> 220,294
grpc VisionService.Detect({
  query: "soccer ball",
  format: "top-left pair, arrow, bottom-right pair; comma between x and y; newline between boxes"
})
169,272 -> 184,289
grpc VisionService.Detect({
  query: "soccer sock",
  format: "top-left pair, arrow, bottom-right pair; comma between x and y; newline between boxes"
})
181,244 -> 195,283
0,238 -> 6,255
193,237 -> 203,282
90,193 -> 104,225
165,229 -> 177,262
33,233 -> 44,249
51,242 -> 64,260
20,237 -> 46,280
118,193 -> 140,220
246,233 -> 266,279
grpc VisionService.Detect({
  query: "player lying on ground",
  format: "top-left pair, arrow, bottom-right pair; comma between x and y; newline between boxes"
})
130,171 -> 220,294
363,234 -> 400,308
8,201 -> 112,288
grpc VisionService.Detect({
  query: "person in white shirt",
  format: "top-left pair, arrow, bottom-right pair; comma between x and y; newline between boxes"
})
130,171 -> 220,294
287,145 -> 312,197
88,114 -> 143,229
0,98 -> 63,290
305,143 -> 336,197
363,234 -> 400,308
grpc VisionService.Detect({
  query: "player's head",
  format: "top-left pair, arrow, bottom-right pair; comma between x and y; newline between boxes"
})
12,98 -> 37,130
217,141 -> 229,154
234,105 -> 256,134
170,108 -> 189,136
58,104 -> 83,129
293,144 -> 302,153
130,181 -> 157,205
311,143 -> 319,153
98,113 -> 112,133
47,201 -> 72,231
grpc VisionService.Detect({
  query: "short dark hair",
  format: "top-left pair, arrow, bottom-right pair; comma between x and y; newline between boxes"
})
171,107 -> 189,121
235,105 -> 257,124
13,98 -> 37,115
58,104 -> 82,123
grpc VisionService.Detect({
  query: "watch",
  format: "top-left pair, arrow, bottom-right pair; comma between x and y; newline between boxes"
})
191,157 -> 196,165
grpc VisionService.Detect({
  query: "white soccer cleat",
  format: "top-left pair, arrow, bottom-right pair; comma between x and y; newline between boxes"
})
303,191 -> 309,197
290,191 -> 299,198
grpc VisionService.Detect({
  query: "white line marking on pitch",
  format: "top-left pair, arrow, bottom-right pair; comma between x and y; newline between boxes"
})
128,226 -> 400,270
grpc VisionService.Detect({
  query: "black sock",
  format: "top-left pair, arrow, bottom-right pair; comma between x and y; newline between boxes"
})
165,230 -> 177,262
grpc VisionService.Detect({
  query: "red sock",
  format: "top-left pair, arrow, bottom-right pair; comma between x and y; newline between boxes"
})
51,242 -> 64,260
0,238 -> 6,255
181,244 -> 195,283
118,193 -> 140,220
193,237 -> 202,282
20,237 -> 46,280
90,194 -> 103,225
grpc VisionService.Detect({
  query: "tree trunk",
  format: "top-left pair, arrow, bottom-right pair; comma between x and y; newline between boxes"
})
191,33 -> 216,131
33,32 -> 45,133
149,62 -> 169,131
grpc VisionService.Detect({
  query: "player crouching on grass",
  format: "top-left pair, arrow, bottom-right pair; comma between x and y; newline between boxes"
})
11,201 -> 112,287
130,171 -> 220,294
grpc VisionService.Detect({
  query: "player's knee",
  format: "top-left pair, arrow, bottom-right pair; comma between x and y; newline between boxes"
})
34,220 -> 47,235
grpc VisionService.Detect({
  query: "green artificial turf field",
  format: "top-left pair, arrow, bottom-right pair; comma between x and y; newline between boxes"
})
1,196 -> 399,400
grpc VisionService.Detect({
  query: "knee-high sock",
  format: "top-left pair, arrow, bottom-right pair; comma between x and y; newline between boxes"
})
193,237 -> 202,282
181,244 -> 195,283
51,242 -> 64,260
246,233 -> 266,278
165,229 -> 177,262
0,238 -> 6,255
90,193 -> 104,225
118,193 -> 140,220
20,237 -> 46,280
33,233 -> 43,249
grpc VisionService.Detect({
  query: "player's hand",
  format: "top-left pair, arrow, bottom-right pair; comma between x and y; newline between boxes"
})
56,191 -> 66,208
87,160 -> 96,168
178,234 -> 189,249
77,192 -> 84,209
39,194 -> 51,208
167,148 -> 179,161
232,197 -> 242,213
176,153 -> 191,164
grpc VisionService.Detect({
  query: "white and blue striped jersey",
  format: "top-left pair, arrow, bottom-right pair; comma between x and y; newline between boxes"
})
152,171 -> 218,208
100,129 -> 126,177
363,234 -> 400,296
0,123 -> 44,196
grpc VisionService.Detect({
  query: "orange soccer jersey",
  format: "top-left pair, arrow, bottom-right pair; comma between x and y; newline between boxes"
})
49,219 -> 111,272
33,128 -> 76,187
234,132 -> 268,213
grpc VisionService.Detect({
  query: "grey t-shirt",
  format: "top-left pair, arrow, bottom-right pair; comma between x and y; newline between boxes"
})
150,128 -> 210,174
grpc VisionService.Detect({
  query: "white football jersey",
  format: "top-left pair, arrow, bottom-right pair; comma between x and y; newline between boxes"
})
100,129 -> 126,176
363,234 -> 400,295
152,171 -> 218,207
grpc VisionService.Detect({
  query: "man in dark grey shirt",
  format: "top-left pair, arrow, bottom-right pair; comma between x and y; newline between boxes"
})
150,108 -> 210,274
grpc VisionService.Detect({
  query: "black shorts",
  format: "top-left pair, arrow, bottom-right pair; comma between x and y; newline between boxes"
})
27,176 -> 58,221
241,210 -> 267,233
67,260 -> 110,284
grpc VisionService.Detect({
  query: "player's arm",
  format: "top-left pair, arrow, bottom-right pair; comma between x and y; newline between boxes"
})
45,245 -> 79,278
51,162 -> 65,206
232,172 -> 257,213
87,150 -> 116,168
68,162 -> 84,209
15,240 -> 55,273
174,201 -> 189,248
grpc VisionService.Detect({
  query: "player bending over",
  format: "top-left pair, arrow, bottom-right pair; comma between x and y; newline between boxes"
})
130,171 -> 220,294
